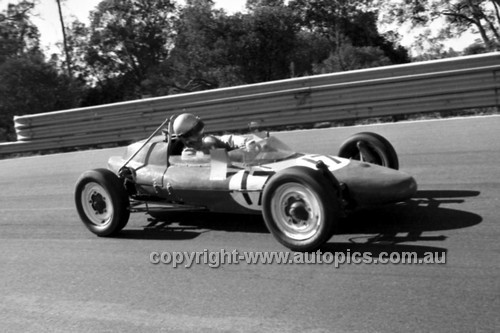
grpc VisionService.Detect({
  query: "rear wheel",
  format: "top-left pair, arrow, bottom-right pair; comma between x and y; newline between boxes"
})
75,169 -> 130,236
262,167 -> 339,252
338,132 -> 399,169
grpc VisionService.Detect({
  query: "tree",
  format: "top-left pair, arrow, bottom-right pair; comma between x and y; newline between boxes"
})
288,0 -> 409,73
288,0 -> 375,44
289,30 -> 331,76
0,2 -> 81,141
463,40 -> 491,53
313,43 -> 392,73
0,56 -> 79,141
234,2 -> 299,82
55,0 -> 72,76
57,20 -> 89,79
380,0 -> 500,52
83,0 -> 177,99
170,0 -> 299,87
0,1 -> 40,63
168,0 -> 234,91
246,0 -> 286,11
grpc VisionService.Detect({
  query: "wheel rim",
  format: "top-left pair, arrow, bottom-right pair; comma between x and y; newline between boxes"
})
80,182 -> 114,227
270,183 -> 323,241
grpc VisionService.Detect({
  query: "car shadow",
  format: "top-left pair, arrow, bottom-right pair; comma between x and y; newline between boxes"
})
321,190 -> 482,256
337,190 -> 481,235
116,228 -> 202,240
118,190 -> 482,246
116,212 -> 268,240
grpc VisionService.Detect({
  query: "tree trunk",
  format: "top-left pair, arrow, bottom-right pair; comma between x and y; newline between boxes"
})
467,0 -> 493,49
491,0 -> 500,44
56,0 -> 72,77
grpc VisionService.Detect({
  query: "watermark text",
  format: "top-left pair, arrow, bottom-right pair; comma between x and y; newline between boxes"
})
149,249 -> 446,268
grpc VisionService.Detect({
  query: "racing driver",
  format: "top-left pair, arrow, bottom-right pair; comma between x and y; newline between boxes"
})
172,113 -> 255,154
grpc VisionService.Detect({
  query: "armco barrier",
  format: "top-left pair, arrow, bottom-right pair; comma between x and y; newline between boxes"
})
1,52 -> 499,155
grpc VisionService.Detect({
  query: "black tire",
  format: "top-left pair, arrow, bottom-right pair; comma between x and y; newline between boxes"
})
338,132 -> 399,170
75,168 -> 130,236
262,167 -> 340,252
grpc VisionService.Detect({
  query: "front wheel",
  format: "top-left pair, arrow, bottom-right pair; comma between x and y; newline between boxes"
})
338,132 -> 399,170
75,168 -> 130,236
262,167 -> 340,252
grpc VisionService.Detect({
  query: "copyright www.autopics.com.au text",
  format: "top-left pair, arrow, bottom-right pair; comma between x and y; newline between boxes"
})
149,249 -> 446,268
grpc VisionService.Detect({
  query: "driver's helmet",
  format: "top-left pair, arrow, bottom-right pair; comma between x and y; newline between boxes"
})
173,113 -> 204,139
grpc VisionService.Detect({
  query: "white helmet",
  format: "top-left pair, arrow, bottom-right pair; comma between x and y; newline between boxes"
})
173,113 -> 204,138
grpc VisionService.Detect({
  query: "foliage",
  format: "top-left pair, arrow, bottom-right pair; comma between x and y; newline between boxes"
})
0,1 -> 81,142
380,0 -> 500,52
82,0 -> 177,100
0,1 -> 40,63
0,56 -> 80,141
167,0 -> 236,91
168,0 -> 300,88
234,3 -> 300,82
290,30 -> 331,76
313,43 -> 392,73
0,0 -> 418,139
288,0 -> 409,71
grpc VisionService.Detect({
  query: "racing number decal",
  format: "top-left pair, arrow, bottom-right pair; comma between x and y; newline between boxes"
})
300,154 -> 348,171
229,170 -> 273,211
316,155 -> 342,164
228,155 -> 347,211
241,171 -> 253,205
304,155 -> 342,165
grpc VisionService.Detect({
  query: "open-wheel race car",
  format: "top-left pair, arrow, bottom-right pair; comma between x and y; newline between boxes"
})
75,115 -> 417,251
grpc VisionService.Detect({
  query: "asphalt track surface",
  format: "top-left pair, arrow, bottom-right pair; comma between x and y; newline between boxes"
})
1,115 -> 499,332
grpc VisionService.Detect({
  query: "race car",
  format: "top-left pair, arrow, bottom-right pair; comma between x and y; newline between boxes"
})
75,115 -> 417,251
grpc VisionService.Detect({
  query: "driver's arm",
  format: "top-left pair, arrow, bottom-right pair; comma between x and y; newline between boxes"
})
202,135 -> 233,150
217,134 -> 248,150
203,134 -> 249,151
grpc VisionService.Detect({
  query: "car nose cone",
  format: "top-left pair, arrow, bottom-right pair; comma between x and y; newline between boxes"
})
333,160 -> 417,205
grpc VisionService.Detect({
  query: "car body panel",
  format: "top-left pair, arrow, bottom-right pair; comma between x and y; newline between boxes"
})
333,160 -> 417,205
107,134 -> 417,214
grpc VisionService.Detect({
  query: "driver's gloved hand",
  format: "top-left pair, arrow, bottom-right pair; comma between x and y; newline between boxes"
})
202,135 -> 218,149
245,139 -> 259,153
